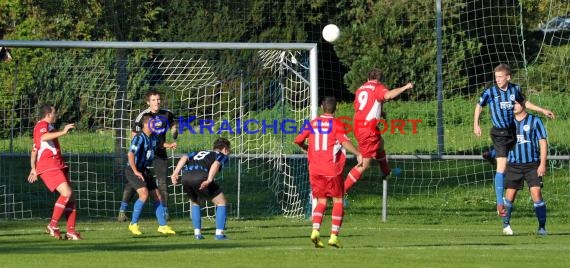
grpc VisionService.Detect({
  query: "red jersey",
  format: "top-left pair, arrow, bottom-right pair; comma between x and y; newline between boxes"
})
353,80 -> 389,125
294,114 -> 349,177
33,120 -> 67,174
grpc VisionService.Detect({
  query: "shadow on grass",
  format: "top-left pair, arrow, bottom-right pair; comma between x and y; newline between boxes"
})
0,238 -> 263,254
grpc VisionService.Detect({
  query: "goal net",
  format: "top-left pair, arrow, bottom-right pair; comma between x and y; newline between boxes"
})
1,0 -> 569,222
0,42 -> 317,219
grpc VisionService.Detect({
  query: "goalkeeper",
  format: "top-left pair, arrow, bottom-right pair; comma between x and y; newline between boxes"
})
118,89 -> 177,222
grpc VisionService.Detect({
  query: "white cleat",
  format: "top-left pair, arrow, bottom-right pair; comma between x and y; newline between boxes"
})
537,228 -> 547,236
502,225 -> 513,236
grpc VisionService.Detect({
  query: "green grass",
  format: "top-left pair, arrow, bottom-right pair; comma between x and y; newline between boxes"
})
1,208 -> 569,268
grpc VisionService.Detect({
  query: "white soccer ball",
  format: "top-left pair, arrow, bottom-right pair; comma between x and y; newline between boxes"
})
322,24 -> 340,43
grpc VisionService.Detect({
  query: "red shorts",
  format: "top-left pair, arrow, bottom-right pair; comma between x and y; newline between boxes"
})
310,173 -> 343,198
355,130 -> 384,159
39,168 -> 70,192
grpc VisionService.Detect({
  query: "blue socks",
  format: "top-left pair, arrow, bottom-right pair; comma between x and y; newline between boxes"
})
154,201 -> 166,226
119,201 -> 129,212
131,199 -> 145,224
534,200 -> 547,229
191,204 -> 201,230
494,172 -> 504,205
216,205 -> 227,231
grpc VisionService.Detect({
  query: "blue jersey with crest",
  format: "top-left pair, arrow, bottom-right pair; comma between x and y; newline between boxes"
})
478,83 -> 525,129
508,114 -> 547,164
128,132 -> 157,170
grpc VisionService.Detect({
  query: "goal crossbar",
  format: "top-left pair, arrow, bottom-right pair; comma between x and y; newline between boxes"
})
0,40 -> 320,119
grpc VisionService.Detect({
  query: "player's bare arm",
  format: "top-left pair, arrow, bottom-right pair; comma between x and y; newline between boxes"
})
473,104 -> 482,137
163,142 -> 177,149
341,141 -> 363,166
200,161 -> 222,190
538,139 -> 548,177
127,152 -> 144,180
171,124 -> 178,141
524,101 -> 555,119
384,82 -> 413,100
170,155 -> 188,184
28,149 -> 38,183
40,123 -> 75,141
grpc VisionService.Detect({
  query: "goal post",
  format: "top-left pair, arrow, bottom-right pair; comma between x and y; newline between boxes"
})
0,40 -> 324,219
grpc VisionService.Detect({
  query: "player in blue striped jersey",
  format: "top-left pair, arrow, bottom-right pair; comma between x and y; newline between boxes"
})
126,113 -> 176,236
118,90 -> 177,222
171,138 -> 231,240
473,63 -> 554,217
501,101 -> 548,236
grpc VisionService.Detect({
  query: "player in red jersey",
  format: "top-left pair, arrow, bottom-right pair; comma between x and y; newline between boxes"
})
28,104 -> 81,240
294,96 -> 362,248
344,68 -> 413,193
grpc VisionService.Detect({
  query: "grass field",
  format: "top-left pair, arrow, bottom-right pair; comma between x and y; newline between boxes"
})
1,206 -> 569,268
1,93 -> 569,267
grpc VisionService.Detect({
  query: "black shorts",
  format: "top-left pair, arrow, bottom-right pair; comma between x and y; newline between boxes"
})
181,172 -> 222,203
125,167 -> 158,191
505,162 -> 543,190
490,126 -> 516,158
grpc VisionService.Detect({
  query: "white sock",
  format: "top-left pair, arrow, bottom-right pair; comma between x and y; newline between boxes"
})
215,229 -> 224,235
194,229 -> 201,235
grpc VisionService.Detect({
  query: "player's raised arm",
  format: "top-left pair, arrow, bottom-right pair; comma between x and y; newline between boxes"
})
524,101 -> 555,119
384,82 -> 413,101
40,123 -> 75,141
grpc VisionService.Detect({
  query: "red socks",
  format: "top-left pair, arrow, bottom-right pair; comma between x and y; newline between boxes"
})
344,167 -> 362,192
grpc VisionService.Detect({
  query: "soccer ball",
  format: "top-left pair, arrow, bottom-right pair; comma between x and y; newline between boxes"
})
322,24 -> 340,43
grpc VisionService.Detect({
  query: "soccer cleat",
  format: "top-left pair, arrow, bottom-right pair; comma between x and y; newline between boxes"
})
214,234 -> 228,240
117,211 -> 129,222
328,234 -> 342,248
65,231 -> 83,240
310,230 -> 324,248
482,151 -> 496,165
537,228 -> 547,236
157,225 -> 176,235
496,204 -> 507,217
502,225 -> 513,236
45,225 -> 62,240
129,223 -> 142,235
194,234 -> 205,240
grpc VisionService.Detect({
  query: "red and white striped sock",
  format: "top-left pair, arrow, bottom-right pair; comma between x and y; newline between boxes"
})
49,195 -> 69,227
331,201 -> 344,235
312,202 -> 327,230
344,167 -> 362,193
65,199 -> 77,232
